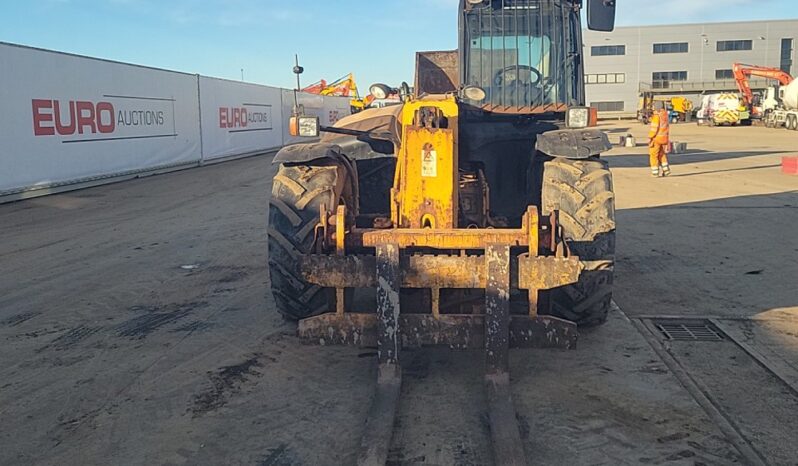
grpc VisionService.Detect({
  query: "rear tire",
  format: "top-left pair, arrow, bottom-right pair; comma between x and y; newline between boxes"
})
541,157 -> 616,327
268,162 -> 352,320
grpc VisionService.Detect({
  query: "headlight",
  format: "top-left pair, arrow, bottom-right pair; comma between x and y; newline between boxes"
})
567,107 -> 590,129
289,115 -> 320,138
298,116 -> 319,137
369,83 -> 392,100
462,85 -> 487,102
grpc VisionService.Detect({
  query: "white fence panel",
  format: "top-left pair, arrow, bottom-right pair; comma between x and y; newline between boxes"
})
321,95 -> 354,128
280,90 -> 351,146
0,43 -> 201,195
199,77 -> 284,161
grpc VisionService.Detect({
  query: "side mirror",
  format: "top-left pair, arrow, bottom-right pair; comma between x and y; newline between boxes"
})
587,0 -> 616,32
289,115 -> 320,138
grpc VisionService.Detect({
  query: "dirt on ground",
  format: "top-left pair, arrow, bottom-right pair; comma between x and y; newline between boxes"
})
0,121 -> 796,465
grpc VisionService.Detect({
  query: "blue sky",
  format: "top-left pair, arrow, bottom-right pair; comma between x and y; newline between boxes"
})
0,0 -> 793,92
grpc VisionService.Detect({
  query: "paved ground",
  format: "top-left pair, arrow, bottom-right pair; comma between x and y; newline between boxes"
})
1,121 -> 796,465
604,121 -> 798,321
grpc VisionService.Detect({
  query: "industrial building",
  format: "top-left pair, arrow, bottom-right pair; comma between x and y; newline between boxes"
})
583,19 -> 798,116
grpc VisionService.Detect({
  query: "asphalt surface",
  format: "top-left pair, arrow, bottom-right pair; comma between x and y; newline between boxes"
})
1,121 -> 796,465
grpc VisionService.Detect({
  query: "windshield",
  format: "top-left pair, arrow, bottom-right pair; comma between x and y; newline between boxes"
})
462,0 -> 580,112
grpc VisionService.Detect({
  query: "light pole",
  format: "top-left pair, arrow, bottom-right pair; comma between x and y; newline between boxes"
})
700,33 -> 707,82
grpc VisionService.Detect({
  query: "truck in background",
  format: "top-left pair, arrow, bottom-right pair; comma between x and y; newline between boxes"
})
696,93 -> 743,126
764,78 -> 798,130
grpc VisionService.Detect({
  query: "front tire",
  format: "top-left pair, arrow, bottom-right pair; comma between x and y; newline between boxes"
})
268,162 -> 351,320
541,157 -> 616,327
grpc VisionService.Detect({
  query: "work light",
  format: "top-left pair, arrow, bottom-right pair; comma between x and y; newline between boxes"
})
369,84 -> 392,100
289,115 -> 320,138
566,107 -> 590,129
463,85 -> 487,102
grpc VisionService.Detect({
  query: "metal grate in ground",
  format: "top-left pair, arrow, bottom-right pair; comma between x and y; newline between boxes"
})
653,320 -> 724,342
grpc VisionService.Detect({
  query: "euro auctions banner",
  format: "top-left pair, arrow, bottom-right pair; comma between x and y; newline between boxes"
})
0,42 -> 201,194
199,77 -> 284,161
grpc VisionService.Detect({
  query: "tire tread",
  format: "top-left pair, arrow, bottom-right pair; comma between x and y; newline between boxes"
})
541,157 -> 616,326
268,163 -> 347,320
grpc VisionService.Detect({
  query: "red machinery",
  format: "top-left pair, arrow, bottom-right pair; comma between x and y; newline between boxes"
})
733,63 -> 794,116
301,73 -> 375,112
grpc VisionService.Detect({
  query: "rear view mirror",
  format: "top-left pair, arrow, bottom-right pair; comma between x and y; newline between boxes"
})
289,115 -> 320,138
587,0 -> 616,32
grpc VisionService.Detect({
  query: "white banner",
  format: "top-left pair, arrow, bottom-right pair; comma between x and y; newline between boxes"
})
0,42 -> 355,198
0,43 -> 201,194
199,77 -> 284,161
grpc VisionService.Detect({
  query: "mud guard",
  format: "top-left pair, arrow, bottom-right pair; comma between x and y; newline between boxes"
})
536,128 -> 612,159
273,138 -> 394,165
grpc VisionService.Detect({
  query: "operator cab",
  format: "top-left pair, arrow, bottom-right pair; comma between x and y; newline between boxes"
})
459,0 -> 615,114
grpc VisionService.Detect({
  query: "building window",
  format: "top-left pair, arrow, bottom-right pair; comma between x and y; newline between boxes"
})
590,101 -> 625,112
591,45 -> 626,56
652,71 -> 688,89
652,71 -> 688,81
715,69 -> 734,80
717,40 -> 753,52
585,73 -> 626,84
653,42 -> 689,54
781,38 -> 794,74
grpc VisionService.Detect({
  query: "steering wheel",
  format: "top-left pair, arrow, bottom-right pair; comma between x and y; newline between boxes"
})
494,65 -> 543,87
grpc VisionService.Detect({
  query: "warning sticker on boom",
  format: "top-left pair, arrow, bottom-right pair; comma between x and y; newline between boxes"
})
421,144 -> 437,178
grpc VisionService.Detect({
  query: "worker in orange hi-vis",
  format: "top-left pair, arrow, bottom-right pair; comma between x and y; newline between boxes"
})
648,102 -> 672,177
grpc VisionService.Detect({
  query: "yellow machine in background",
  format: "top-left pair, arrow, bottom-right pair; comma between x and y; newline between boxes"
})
671,97 -> 693,117
301,73 -> 375,113
639,93 -> 693,123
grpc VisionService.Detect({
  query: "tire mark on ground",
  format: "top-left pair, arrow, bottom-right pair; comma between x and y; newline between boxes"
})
257,444 -> 299,466
116,302 -> 206,339
190,354 -> 265,417
0,312 -> 41,327
170,321 -> 215,334
37,326 -> 103,352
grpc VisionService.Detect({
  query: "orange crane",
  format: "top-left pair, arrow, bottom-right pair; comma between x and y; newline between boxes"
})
301,73 -> 375,112
733,63 -> 794,116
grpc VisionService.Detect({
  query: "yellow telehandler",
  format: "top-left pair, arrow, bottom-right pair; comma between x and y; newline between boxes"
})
270,1 -> 617,463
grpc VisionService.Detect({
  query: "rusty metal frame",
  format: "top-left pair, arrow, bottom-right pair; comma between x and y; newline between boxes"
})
303,206 -> 582,465
300,254 -> 582,292
343,206 -> 543,250
298,313 -> 577,350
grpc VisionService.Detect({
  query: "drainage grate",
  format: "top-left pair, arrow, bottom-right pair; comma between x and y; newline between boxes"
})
653,320 -> 724,342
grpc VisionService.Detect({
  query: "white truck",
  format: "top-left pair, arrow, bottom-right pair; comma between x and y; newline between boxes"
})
696,93 -> 743,126
765,79 -> 798,130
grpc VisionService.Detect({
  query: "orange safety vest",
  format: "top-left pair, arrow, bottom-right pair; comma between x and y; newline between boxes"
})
648,109 -> 670,144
